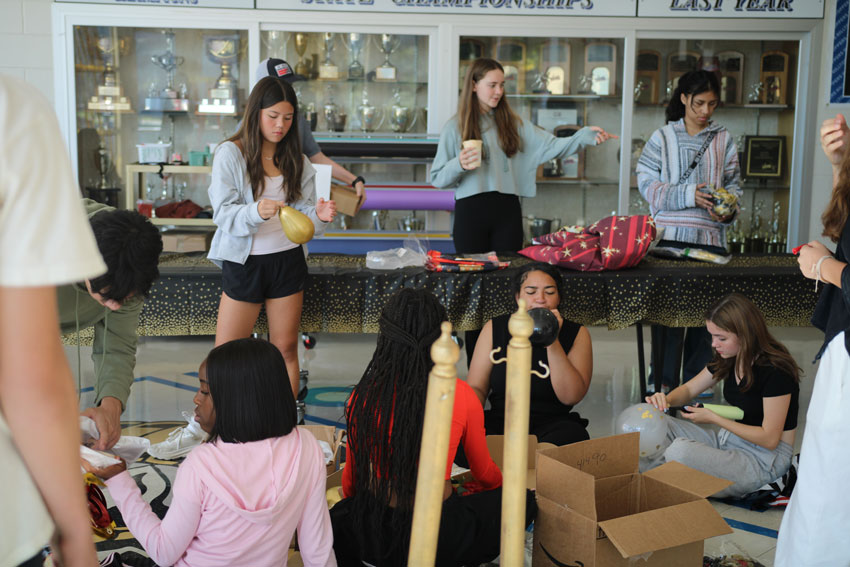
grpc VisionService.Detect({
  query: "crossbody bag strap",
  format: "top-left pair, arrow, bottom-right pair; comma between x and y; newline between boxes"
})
677,130 -> 718,185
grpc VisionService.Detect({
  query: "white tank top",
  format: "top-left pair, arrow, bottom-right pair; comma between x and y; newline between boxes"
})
250,175 -> 299,255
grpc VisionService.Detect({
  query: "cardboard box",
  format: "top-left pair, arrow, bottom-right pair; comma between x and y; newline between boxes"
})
484,435 -> 555,490
330,183 -> 365,217
533,433 -> 733,567
160,232 -> 212,253
299,424 -> 344,476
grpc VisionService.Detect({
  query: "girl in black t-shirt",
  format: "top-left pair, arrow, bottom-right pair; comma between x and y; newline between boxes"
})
644,293 -> 801,498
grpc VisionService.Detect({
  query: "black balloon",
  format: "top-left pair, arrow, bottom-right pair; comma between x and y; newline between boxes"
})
528,308 -> 559,347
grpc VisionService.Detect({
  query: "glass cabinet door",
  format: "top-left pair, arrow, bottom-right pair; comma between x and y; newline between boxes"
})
458,35 -> 625,234
260,30 -> 429,137
630,38 -> 799,254
259,28 -> 443,244
73,25 -> 249,220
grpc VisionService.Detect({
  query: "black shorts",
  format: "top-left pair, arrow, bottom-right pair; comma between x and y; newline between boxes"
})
221,247 -> 307,303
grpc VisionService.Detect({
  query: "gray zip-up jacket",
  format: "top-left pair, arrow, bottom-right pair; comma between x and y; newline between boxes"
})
207,141 -> 327,266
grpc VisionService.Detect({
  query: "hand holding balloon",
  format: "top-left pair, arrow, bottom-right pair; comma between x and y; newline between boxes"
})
279,206 -> 315,244
615,403 -> 670,459
528,308 -> 559,347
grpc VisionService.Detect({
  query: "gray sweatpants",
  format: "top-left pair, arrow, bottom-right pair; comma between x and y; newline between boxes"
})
640,417 -> 793,499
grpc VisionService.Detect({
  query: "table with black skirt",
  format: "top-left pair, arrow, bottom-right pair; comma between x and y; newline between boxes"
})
134,252 -> 818,395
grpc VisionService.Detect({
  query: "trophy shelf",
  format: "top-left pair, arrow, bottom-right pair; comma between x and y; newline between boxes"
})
125,163 -> 215,228
536,177 -> 620,185
506,94 -> 602,101
634,103 -> 790,110
317,136 -> 438,160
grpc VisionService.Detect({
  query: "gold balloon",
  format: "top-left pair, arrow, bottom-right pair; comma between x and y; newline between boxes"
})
278,206 -> 315,244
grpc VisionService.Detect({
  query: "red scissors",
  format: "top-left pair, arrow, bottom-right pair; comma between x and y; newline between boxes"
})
792,244 -> 805,255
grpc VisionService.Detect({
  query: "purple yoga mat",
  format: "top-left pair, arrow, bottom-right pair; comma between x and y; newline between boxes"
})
361,189 -> 456,211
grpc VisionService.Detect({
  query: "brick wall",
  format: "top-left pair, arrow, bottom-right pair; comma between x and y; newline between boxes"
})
0,0 -> 54,104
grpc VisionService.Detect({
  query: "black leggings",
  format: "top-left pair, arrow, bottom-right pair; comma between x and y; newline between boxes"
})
453,192 -> 524,254
484,410 -> 590,447
331,488 -> 536,567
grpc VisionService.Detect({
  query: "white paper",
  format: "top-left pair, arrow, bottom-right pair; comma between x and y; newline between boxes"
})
312,163 -> 332,203
80,445 -> 121,469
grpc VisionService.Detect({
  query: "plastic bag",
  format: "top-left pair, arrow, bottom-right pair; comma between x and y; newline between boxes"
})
365,236 -> 428,269
80,416 -> 151,465
651,245 -> 732,265
703,538 -> 766,567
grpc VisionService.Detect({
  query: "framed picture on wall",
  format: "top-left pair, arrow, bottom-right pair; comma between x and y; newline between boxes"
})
744,136 -> 785,178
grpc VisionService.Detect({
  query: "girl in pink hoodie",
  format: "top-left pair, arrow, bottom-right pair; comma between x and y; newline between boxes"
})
86,338 -> 336,567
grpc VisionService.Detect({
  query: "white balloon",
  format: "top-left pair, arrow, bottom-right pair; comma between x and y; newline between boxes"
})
615,403 -> 671,459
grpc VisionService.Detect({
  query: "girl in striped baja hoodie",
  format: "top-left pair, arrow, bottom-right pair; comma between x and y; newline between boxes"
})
636,70 -> 741,252
636,70 -> 742,390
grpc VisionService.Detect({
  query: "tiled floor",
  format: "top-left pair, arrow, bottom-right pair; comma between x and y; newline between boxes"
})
69,324 -> 825,566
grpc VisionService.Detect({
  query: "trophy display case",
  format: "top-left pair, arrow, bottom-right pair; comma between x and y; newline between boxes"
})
258,29 -> 452,251
458,35 -> 626,229
72,25 -> 249,226
260,30 -> 429,136
53,3 -> 821,251
629,38 -> 800,252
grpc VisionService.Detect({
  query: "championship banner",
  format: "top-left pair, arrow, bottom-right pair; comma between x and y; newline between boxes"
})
257,0 -> 637,16
637,0 -> 823,19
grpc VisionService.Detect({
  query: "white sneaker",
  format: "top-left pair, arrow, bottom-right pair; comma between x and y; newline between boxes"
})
148,411 -> 207,460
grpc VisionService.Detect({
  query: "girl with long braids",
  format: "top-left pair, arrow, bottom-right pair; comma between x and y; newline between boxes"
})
330,288 -> 534,567
208,77 -> 335,398
775,115 -> 850,566
636,69 -> 742,391
430,57 -> 617,255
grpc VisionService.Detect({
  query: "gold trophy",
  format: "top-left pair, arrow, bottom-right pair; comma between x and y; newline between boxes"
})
294,33 -> 311,78
319,33 -> 339,80
198,36 -> 238,115
88,34 -> 132,112
375,34 -> 401,81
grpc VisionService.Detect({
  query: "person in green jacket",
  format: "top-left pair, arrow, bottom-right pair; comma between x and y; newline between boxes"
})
60,199 -> 162,450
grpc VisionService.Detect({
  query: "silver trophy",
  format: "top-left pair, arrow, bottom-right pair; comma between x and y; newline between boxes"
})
389,89 -> 416,134
145,32 -> 189,112
748,81 -> 764,104
347,33 -> 365,80
262,30 -> 285,59
633,80 -> 646,103
323,85 -> 346,132
95,143 -> 112,189
88,34 -> 132,111
375,34 -> 401,81
357,88 -> 382,132
577,73 -> 593,94
198,36 -> 238,115
319,32 -> 339,79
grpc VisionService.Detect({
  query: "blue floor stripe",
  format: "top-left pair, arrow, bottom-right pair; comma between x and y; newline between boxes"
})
723,517 -> 778,539
138,375 -> 198,392
79,375 -> 197,395
304,414 -> 345,428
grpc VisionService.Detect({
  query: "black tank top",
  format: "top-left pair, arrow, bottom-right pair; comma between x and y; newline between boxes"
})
487,313 -> 583,422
